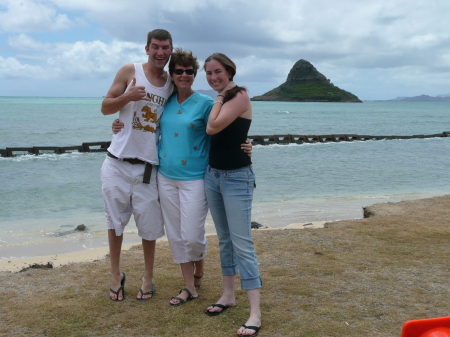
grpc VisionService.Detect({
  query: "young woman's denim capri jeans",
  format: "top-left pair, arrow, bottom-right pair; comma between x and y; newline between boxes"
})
205,165 -> 262,290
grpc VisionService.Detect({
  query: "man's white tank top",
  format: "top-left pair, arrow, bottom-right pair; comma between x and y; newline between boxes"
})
107,63 -> 174,164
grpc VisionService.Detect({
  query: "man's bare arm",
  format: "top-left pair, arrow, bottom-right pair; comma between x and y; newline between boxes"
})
101,64 -> 150,115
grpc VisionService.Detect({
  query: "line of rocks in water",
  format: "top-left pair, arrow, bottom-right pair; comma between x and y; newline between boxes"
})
1,131 -> 449,157
249,131 -> 450,145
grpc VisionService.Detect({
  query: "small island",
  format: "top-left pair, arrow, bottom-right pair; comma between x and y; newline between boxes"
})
390,94 -> 450,102
251,59 -> 361,102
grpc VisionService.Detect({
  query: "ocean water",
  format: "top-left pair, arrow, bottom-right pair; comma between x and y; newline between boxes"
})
1,97 -> 449,259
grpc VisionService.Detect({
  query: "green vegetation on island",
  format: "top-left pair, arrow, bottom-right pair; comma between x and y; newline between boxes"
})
252,59 -> 362,102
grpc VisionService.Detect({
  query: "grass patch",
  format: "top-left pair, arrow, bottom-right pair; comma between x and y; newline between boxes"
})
1,195 -> 450,336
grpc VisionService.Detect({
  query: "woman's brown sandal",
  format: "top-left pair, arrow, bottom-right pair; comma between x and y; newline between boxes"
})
170,288 -> 198,306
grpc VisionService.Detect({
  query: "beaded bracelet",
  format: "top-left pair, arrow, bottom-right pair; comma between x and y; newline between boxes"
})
214,101 -> 224,105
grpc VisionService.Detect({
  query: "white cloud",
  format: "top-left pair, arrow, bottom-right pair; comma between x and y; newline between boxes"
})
1,35 -> 146,80
49,0 -> 231,13
46,40 -> 144,80
0,0 -> 73,33
0,55 -> 47,78
409,34 -> 442,49
1,0 -> 450,98
8,33 -> 53,52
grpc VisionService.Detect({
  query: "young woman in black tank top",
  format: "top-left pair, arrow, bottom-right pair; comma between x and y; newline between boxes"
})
203,53 -> 262,337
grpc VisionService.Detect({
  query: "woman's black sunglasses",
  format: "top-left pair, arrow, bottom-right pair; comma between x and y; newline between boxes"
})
173,69 -> 195,75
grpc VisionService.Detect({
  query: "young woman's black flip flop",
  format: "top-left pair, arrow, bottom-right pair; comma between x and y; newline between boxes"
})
238,324 -> 260,337
136,283 -> 155,301
204,303 -> 231,316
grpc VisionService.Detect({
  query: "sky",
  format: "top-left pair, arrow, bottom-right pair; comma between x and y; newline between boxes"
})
0,0 -> 449,100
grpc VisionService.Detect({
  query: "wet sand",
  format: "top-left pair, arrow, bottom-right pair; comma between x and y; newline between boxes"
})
0,221 -> 327,272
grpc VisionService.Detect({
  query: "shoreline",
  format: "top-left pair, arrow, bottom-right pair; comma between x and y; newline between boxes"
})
2,190 -> 445,263
2,191 -> 448,273
0,221 -> 326,273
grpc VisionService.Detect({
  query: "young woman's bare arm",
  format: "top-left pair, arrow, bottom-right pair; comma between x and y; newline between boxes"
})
206,90 -> 252,135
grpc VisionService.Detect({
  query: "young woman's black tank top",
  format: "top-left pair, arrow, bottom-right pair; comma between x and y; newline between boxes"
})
209,117 -> 252,170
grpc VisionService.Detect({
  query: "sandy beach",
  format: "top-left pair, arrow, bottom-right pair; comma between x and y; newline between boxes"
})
0,222 -> 326,273
2,195 -> 450,336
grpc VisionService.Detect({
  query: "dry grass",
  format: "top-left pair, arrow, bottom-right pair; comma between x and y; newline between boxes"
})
1,195 -> 450,336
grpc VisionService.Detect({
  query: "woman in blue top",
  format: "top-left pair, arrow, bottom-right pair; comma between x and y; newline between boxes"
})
158,48 -> 212,305
203,53 -> 261,337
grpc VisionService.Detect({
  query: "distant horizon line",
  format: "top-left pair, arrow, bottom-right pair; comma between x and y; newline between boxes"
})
1,92 -> 450,102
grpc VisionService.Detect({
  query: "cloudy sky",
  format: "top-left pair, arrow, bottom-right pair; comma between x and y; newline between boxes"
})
1,0 -> 449,100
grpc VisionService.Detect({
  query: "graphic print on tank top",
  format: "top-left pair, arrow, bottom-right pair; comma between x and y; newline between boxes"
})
132,103 -> 159,133
130,63 -> 170,134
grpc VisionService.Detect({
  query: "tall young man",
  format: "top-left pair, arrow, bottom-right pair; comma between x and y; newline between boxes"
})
101,29 -> 174,301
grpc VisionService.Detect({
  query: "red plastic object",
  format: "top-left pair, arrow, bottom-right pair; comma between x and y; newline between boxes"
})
421,328 -> 450,337
401,317 -> 450,337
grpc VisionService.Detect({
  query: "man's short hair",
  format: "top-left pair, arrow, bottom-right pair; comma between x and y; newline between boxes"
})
147,29 -> 172,47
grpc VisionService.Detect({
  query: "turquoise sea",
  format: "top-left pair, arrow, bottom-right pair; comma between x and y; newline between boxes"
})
1,97 -> 449,259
